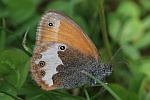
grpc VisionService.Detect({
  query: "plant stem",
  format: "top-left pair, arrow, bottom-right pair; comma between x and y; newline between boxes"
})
84,88 -> 90,100
98,0 -> 112,60
0,18 -> 6,53
82,71 -> 122,100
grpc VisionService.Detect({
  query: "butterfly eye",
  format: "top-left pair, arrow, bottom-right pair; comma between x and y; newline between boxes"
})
48,22 -> 54,27
39,61 -> 45,67
59,45 -> 66,51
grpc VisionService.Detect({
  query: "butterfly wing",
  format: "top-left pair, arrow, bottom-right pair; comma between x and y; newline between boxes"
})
30,10 -> 102,90
36,10 -> 101,62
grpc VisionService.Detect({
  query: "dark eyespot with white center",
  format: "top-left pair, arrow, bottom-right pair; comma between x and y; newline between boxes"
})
48,22 -> 54,27
39,61 -> 45,67
58,45 -> 66,51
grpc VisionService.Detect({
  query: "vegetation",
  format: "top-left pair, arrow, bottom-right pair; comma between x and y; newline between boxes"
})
0,0 -> 150,100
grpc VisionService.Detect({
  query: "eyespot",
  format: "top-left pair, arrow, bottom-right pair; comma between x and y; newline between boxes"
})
48,22 -> 54,27
34,53 -> 42,59
40,70 -> 46,77
58,45 -> 66,51
39,61 -> 45,67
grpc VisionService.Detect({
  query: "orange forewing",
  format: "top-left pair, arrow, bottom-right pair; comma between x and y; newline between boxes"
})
36,10 -> 101,62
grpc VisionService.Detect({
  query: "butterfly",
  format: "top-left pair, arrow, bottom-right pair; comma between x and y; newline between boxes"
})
30,10 -> 113,91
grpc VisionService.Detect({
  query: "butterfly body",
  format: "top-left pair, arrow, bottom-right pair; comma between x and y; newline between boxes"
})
30,10 -> 112,90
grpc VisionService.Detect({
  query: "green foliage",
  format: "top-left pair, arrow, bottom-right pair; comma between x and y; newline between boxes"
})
109,84 -> 138,100
0,18 -> 6,53
18,85 -> 86,100
0,0 -> 150,100
0,50 -> 29,99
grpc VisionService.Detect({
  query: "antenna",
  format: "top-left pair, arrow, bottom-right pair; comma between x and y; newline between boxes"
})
115,61 -> 129,65
108,46 -> 124,64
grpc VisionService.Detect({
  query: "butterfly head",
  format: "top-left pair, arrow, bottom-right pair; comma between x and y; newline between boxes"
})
102,64 -> 113,77
90,63 -> 113,85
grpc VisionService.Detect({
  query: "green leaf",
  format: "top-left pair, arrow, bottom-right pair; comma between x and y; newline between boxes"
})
0,1 -> 9,18
134,31 -> 150,49
0,93 -> 14,100
7,14 -> 40,44
109,84 -> 139,100
18,84 -> 86,100
129,73 -> 145,93
120,19 -> 143,43
142,15 -> 150,31
108,13 -> 122,42
116,1 -> 140,19
140,0 -> 150,10
45,1 -> 70,14
2,0 -> 36,24
140,60 -> 150,78
0,81 -> 19,100
127,60 -> 148,99
0,50 -> 30,89
121,44 -> 140,60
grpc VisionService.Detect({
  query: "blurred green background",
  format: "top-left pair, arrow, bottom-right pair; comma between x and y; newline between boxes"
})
0,0 -> 150,100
